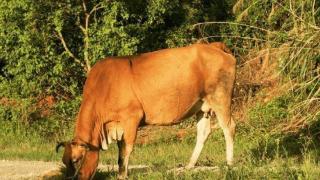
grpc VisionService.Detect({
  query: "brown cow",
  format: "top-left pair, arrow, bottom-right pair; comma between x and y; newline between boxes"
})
56,42 -> 236,179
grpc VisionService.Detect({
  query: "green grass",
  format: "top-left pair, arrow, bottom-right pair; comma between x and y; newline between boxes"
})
2,120 -> 320,179
93,122 -> 320,179
1,96 -> 319,179
0,135 -> 60,161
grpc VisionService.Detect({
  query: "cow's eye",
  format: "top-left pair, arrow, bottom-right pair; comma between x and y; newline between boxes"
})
69,159 -> 74,166
79,144 -> 88,148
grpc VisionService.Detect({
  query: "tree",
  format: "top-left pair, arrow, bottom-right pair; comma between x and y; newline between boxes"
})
0,0 -> 230,99
0,0 -> 233,138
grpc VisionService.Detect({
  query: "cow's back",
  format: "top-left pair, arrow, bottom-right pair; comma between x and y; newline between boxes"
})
130,44 -> 233,125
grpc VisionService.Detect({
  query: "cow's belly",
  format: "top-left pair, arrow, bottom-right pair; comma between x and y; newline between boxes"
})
143,97 -> 203,125
179,99 -> 204,121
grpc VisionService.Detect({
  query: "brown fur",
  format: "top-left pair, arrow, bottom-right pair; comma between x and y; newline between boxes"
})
210,42 -> 232,54
57,42 -> 236,179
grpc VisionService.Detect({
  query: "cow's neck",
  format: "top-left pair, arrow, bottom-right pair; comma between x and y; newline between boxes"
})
74,102 -> 101,148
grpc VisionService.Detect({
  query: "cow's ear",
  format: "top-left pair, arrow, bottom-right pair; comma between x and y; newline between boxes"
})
56,141 -> 67,153
63,144 -> 77,177
62,143 -> 72,165
79,143 -> 90,151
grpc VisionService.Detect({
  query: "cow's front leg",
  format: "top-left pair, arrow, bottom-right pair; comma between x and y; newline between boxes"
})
117,109 -> 142,179
117,140 -> 133,180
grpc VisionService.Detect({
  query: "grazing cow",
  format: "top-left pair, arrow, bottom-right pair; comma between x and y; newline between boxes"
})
56,42 -> 236,179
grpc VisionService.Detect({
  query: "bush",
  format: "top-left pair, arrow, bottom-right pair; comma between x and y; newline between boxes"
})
0,96 -> 80,143
196,0 -> 319,131
0,0 -> 233,142
248,96 -> 290,130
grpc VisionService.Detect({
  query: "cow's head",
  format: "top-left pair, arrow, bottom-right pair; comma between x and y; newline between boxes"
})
56,138 -> 99,179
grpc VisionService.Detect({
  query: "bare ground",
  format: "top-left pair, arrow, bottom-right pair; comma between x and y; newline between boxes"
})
0,159 -> 222,179
0,160 -> 150,180
0,160 -> 62,180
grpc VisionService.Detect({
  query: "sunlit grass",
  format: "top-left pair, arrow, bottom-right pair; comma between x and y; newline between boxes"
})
1,116 -> 320,179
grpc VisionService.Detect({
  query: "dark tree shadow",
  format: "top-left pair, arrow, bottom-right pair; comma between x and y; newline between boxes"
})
94,166 -> 151,179
94,170 -> 118,179
46,165 -> 150,179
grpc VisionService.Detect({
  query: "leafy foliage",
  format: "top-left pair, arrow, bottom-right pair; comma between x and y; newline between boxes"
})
0,0 -> 232,140
234,0 -> 320,128
0,0 -> 318,154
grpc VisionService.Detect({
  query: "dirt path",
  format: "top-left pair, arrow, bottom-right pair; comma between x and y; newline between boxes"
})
0,159 -> 224,179
0,160 -> 62,180
0,160 -> 150,180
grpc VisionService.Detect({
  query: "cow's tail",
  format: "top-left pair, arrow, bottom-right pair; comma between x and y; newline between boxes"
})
209,42 -> 232,54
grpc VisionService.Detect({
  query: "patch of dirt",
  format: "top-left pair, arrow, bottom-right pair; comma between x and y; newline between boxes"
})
0,160 -> 61,180
168,165 -> 220,174
0,160 -> 149,180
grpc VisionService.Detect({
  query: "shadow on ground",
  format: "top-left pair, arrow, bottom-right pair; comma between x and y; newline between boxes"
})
94,167 -> 150,179
43,165 -> 151,180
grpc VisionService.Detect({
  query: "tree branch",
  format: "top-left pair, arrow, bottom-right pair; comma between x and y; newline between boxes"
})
79,0 -> 108,73
57,31 -> 88,72
82,0 -> 91,72
89,3 -> 107,15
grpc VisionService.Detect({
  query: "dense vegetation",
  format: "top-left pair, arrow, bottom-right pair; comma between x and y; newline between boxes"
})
0,0 -> 232,140
0,0 -> 319,179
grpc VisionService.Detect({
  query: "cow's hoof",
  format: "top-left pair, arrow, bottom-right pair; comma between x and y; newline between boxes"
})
185,164 -> 195,170
227,161 -> 233,166
173,166 -> 186,173
117,174 -> 128,180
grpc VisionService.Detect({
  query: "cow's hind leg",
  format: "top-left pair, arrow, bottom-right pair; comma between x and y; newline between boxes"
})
208,87 -> 236,165
215,109 -> 235,165
186,101 -> 212,169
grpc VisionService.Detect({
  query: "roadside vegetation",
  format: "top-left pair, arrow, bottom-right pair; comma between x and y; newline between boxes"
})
0,0 -> 319,179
